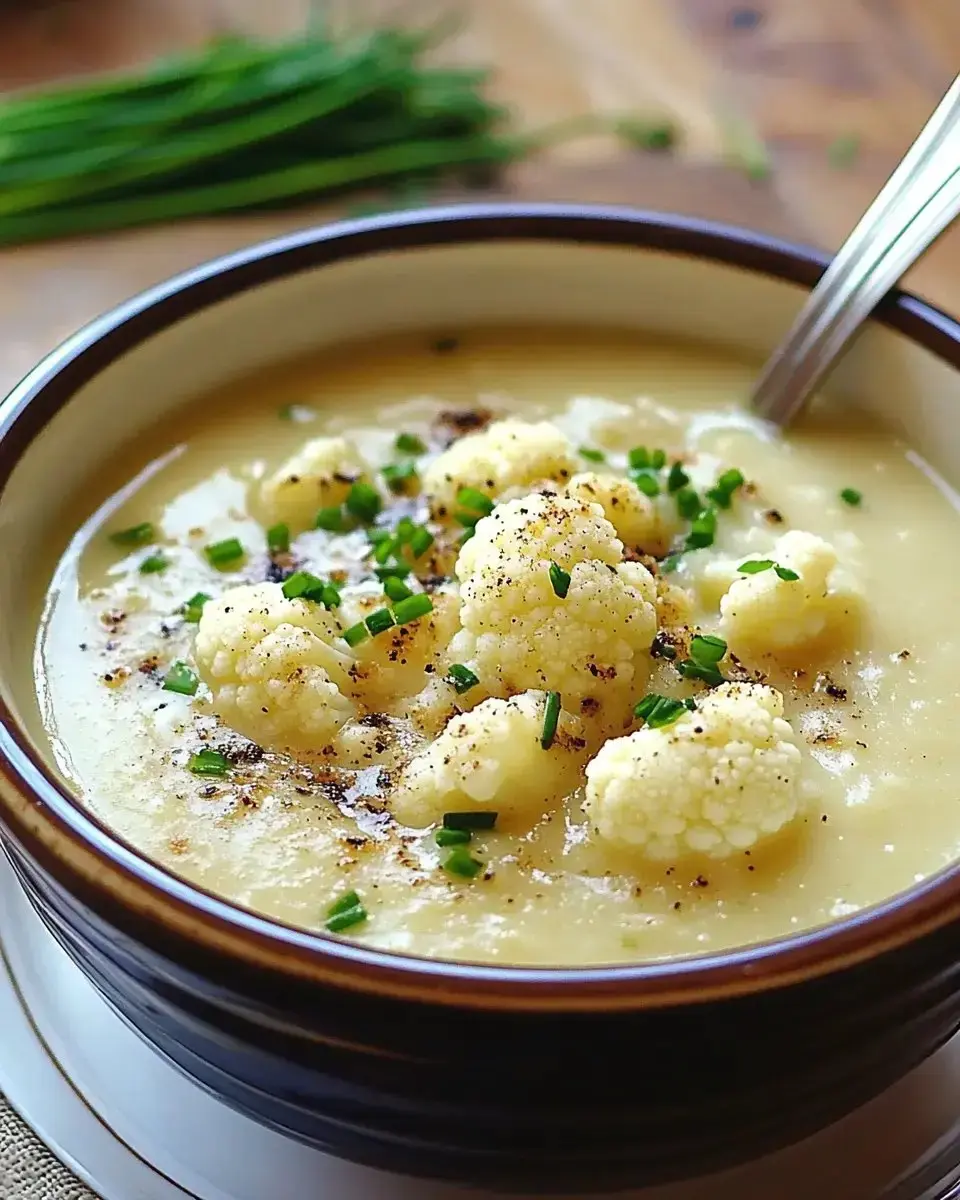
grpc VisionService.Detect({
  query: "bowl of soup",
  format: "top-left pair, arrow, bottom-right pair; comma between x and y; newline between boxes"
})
3,203 -> 960,1193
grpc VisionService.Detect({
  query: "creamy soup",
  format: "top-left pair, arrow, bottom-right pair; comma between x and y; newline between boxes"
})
35,329 -> 960,965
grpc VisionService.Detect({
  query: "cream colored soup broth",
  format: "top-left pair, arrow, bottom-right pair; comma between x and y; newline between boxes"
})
36,329 -> 960,965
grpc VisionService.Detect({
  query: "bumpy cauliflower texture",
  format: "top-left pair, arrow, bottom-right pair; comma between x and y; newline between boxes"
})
451,493 -> 658,724
391,690 -> 589,828
584,683 -> 803,861
565,471 -> 673,553
260,436 -> 364,530
720,530 -> 862,658
194,582 -> 355,752
422,418 -> 577,515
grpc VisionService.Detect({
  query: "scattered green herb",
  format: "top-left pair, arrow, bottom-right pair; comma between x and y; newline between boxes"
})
162,661 -> 199,696
346,481 -> 382,523
447,664 -> 480,694
541,690 -> 561,749
187,748 -> 230,777
365,607 -> 396,636
840,487 -> 862,507
676,487 -> 701,520
738,559 -> 799,581
393,593 -> 434,625
382,461 -> 418,493
325,890 -> 368,933
633,693 -> 688,729
685,508 -> 717,550
180,592 -> 212,623
435,827 -> 472,847
454,486 -> 494,527
383,575 -> 413,602
650,448 -> 667,470
706,468 -> 745,509
443,811 -> 498,831
549,561 -> 571,598
204,537 -> 244,568
579,446 -> 606,463
678,633 -> 728,687
139,553 -> 168,575
667,462 -> 689,493
109,522 -> 154,547
409,525 -> 434,558
374,564 -> 411,582
395,432 -> 427,455
342,621 -> 369,647
266,522 -> 290,555
315,506 -> 351,532
628,446 -> 651,470
632,471 -> 660,498
442,846 -> 485,879
660,553 -> 682,574
282,570 -> 323,600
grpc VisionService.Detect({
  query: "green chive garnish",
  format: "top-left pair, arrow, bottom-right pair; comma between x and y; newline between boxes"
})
282,570 -> 321,599
374,564 -> 411,581
382,461 -> 418,493
840,487 -> 862,507
631,471 -> 660,498
384,576 -> 413,602
343,622 -> 369,647
315,506 -> 351,532
541,690 -> 561,749
628,446 -> 650,470
435,827 -> 472,846
162,661 -> 199,696
325,890 -> 368,933
455,486 -> 495,525
676,487 -> 701,520
446,664 -> 480,694
320,582 -> 342,609
373,535 -> 397,564
187,748 -> 230,777
667,462 -> 689,493
110,522 -> 155,547
660,553 -> 682,574
395,432 -> 427,455
204,537 -> 244,568
180,592 -> 212,623
346,481 -> 382,523
685,509 -> 717,550
650,448 -> 667,470
633,693 -> 688,729
365,607 -> 396,636
266,523 -> 290,554
442,846 -> 484,879
579,446 -> 606,463
678,634 -> 728,687
368,527 -> 393,546
393,594 -> 434,625
549,562 -> 571,598
410,526 -> 434,558
706,468 -> 745,509
738,559 -> 800,582
139,553 -> 168,575
444,811 -> 498,830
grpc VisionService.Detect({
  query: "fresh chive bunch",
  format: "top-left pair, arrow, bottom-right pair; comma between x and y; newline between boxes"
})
0,25 -> 522,245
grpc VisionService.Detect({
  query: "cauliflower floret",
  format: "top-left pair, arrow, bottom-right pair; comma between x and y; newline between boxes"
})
584,683 -> 803,861
336,585 -> 462,705
260,436 -> 364,530
451,493 -> 658,725
719,530 -> 862,659
391,690 -> 588,828
565,471 -> 674,554
194,582 -> 355,752
422,419 -> 577,516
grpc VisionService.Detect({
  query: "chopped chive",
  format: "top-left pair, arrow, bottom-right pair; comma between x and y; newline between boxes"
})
840,487 -> 862,507
660,553 -> 682,574
541,690 -> 561,750
325,892 -> 368,933
281,569 -> 323,599
343,621 -> 369,647
373,534 -> 398,564
685,509 -> 717,550
684,698 -> 698,711
667,462 -> 689,493
266,523 -> 290,554
775,565 -> 800,581
180,592 -> 212,623
368,527 -> 393,546
579,446 -> 606,463
384,576 -> 413,602
435,827 -> 472,846
446,664 -> 480,694
549,562 -> 571,599
676,487 -> 701,520
109,522 -> 154,547
382,461 -> 418,493
139,553 -> 168,575
346,481 -> 382,523
631,471 -> 660,498
455,486 -> 494,518
628,446 -> 650,470
320,582 -> 342,609
393,594 -> 433,625
315,505 -> 350,532
706,468 -> 745,509
395,432 -> 427,455
444,811 -> 498,830
633,693 -> 687,729
394,517 -> 416,544
365,607 -> 396,636
678,661 -> 725,686
409,526 -> 435,558
650,448 -> 667,471
689,634 -> 728,665
187,748 -> 230,777
204,537 -> 244,568
162,661 -> 199,696
374,564 -> 411,581
442,846 -> 484,879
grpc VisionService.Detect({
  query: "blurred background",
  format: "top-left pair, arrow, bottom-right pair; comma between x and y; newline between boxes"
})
0,0 -> 957,393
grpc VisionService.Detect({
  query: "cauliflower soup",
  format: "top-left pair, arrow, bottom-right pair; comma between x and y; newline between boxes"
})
35,328 -> 960,965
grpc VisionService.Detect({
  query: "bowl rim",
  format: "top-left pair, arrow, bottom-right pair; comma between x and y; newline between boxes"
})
4,201 -> 960,1012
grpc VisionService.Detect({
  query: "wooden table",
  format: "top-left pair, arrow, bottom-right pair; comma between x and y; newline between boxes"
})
0,0 -> 957,393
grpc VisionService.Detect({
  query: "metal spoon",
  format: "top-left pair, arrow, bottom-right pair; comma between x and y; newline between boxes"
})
751,74 -> 960,429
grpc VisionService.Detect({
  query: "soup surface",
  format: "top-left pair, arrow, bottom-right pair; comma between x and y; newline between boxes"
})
36,328 -> 960,965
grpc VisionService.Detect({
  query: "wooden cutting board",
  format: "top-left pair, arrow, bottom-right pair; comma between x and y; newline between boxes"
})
0,0 -> 956,394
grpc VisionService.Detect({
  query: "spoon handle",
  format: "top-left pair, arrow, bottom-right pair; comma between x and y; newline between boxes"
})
751,73 -> 960,428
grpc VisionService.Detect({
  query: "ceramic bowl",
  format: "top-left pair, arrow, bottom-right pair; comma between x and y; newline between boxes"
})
3,204 -> 960,1195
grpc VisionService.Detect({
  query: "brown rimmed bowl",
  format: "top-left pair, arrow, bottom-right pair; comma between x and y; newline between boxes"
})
3,204 -> 960,1194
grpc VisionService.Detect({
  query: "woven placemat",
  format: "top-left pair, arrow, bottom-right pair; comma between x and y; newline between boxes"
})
0,1098 -> 96,1200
